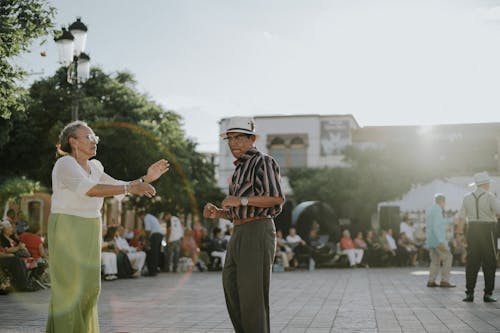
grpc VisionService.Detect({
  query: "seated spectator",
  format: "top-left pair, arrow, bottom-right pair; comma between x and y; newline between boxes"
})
307,229 -> 334,267
286,227 -> 311,268
364,230 -> 385,267
181,229 -> 205,272
101,226 -> 118,281
276,230 -> 294,269
15,211 -> 29,235
399,215 -> 415,242
354,232 -> 367,250
18,222 -> 49,287
105,226 -> 135,279
114,225 -> 146,277
4,209 -> 16,234
209,227 -> 227,269
0,245 -> 34,292
379,229 -> 397,265
308,229 -> 322,248
386,228 -> 398,250
0,222 -> 35,291
340,229 -> 364,267
286,227 -> 305,249
129,226 -> 146,251
397,232 -> 417,266
19,223 -> 48,262
0,221 -> 33,265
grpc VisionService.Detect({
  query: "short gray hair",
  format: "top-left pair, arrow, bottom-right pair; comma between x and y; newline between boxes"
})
434,193 -> 446,204
57,121 -> 88,155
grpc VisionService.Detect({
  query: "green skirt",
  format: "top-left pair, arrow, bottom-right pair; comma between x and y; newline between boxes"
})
46,213 -> 101,333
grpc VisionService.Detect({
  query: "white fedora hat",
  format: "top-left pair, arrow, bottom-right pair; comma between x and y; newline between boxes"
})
469,171 -> 494,187
220,117 -> 257,138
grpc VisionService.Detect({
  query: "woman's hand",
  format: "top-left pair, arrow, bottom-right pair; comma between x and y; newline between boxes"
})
129,182 -> 157,198
144,159 -> 170,183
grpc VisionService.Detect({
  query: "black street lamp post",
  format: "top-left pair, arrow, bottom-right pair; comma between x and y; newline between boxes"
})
54,17 -> 91,121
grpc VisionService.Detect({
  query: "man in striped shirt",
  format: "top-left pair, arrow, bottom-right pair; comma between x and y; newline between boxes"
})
204,117 -> 285,333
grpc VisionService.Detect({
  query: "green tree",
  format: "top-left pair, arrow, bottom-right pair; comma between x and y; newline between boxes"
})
0,67 -> 223,218
0,176 -> 41,211
288,145 -> 441,230
0,0 -> 55,147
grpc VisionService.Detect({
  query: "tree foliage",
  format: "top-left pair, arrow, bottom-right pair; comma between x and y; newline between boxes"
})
0,176 -> 41,207
0,0 -> 55,131
288,145 -> 442,230
0,67 -> 223,218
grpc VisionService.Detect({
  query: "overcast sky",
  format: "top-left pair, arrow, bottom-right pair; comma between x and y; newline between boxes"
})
16,0 -> 500,152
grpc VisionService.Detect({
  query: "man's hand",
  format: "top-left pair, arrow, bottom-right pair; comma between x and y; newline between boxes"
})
221,196 -> 241,209
203,203 -> 220,219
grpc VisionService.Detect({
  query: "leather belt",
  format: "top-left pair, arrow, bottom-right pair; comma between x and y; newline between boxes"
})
233,216 -> 269,226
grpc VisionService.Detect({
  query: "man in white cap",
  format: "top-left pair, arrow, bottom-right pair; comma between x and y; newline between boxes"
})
458,171 -> 500,302
204,116 -> 285,333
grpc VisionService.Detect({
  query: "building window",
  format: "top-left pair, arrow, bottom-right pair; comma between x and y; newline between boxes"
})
270,137 -> 286,148
290,137 -> 304,147
268,135 -> 308,169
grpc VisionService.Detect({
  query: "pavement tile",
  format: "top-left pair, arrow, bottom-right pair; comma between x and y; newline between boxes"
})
3,268 -> 500,332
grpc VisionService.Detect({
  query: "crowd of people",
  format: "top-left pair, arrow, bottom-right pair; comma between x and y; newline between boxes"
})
0,209 -> 49,292
0,208 -> 230,293
0,205 -> 477,294
273,213 -> 472,271
2,118 -> 499,333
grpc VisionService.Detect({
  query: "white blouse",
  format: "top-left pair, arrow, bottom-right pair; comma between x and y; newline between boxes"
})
51,156 -> 124,218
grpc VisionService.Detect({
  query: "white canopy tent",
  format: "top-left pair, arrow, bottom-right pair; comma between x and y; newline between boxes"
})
379,176 -> 500,212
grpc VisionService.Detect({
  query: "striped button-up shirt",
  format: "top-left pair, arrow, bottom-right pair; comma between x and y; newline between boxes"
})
229,147 -> 285,220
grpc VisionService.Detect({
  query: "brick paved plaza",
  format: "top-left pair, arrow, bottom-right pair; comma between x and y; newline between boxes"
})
1,267 -> 500,332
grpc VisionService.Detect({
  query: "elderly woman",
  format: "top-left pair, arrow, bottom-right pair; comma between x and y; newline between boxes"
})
46,121 -> 169,333
0,220 -> 27,255
0,221 -> 33,291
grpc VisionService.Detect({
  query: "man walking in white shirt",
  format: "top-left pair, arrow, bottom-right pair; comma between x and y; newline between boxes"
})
164,213 -> 184,273
138,211 -> 165,276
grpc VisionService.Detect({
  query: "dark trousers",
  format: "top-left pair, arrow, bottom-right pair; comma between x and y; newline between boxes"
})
466,223 -> 497,295
146,233 -> 163,276
223,218 -> 276,333
0,256 -> 29,291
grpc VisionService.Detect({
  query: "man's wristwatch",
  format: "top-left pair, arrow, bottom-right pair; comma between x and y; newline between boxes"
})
240,197 -> 249,206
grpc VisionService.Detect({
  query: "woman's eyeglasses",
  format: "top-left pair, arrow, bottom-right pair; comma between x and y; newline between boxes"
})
85,133 -> 100,143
